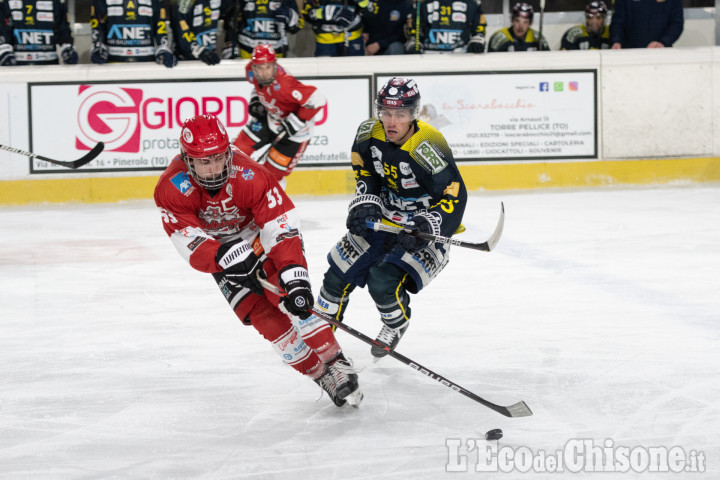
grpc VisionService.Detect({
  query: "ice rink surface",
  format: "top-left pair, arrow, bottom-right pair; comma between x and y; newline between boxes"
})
1,184 -> 719,479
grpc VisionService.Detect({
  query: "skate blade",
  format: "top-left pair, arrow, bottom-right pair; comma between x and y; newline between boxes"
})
344,390 -> 364,408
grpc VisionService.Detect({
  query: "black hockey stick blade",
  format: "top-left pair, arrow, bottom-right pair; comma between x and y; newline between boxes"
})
367,202 -> 505,252
257,274 -> 532,418
0,142 -> 104,169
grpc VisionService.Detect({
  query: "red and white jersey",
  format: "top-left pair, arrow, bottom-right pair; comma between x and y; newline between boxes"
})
154,147 -> 307,274
245,63 -> 326,140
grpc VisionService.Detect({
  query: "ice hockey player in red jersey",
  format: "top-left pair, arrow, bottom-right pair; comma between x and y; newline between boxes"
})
154,114 -> 361,407
233,44 -> 325,186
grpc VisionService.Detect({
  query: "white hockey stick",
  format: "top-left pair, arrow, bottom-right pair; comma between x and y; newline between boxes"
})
367,202 -> 505,252
0,142 -> 104,169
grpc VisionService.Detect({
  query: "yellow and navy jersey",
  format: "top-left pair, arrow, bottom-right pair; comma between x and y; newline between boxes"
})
171,0 -> 233,60
351,118 -> 467,238
407,0 -> 486,53
488,26 -> 549,52
2,0 -> 74,64
91,0 -> 170,62
302,0 -> 367,45
560,24 -> 610,50
225,0 -> 299,57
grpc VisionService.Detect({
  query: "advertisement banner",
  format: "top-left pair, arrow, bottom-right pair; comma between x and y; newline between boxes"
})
377,71 -> 597,161
29,77 -> 371,173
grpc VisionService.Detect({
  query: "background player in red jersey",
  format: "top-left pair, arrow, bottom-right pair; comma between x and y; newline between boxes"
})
154,114 -> 361,407
233,44 -> 326,187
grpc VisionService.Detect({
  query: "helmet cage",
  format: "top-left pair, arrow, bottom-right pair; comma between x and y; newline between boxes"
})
181,147 -> 233,190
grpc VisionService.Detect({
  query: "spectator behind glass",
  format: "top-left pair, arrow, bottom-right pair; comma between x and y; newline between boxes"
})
610,0 -> 683,49
362,0 -> 411,55
561,0 -> 611,50
488,2 -> 549,52
303,0 -> 370,57
0,0 -> 78,66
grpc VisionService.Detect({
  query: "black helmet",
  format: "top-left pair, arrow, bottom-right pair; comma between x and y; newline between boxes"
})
585,0 -> 608,16
512,2 -> 533,22
375,77 -> 421,119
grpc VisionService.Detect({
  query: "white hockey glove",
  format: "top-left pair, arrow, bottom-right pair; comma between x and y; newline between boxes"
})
60,43 -> 79,64
278,265 -> 313,319
0,43 -> 16,66
279,112 -> 306,137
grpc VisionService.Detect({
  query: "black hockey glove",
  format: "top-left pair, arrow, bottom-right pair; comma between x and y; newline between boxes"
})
324,5 -> 355,28
397,214 -> 436,253
248,96 -> 266,119
466,34 -> 486,53
155,42 -> 177,68
194,45 -> 221,65
221,43 -> 239,59
346,194 -> 382,240
279,265 -> 313,319
0,43 -> 16,66
216,240 -> 265,296
90,31 -> 108,64
279,112 -> 306,137
404,38 -> 423,54
274,5 -> 299,32
60,44 -> 79,64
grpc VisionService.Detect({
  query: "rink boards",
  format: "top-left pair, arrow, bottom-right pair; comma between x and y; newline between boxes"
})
1,49 -> 720,204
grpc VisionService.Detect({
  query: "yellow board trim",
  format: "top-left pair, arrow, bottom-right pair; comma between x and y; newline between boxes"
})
1,157 -> 719,205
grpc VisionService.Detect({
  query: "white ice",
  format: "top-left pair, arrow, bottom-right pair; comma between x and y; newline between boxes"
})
1,185 -> 719,479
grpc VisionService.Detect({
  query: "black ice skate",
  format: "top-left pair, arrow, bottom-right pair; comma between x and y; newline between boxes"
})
315,368 -> 346,407
371,322 -> 409,361
328,353 -> 363,407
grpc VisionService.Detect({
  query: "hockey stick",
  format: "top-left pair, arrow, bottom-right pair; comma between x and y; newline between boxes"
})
367,202 -> 505,252
0,142 -> 104,169
342,0 -> 350,55
537,0 -> 546,51
258,275 -> 532,418
414,0 -> 420,52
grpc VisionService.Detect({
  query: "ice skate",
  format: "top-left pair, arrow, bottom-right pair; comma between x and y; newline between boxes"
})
328,353 -> 363,407
371,322 -> 409,361
315,368 -> 346,407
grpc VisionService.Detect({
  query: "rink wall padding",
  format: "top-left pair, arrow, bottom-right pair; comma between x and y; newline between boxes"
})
2,157 -> 719,205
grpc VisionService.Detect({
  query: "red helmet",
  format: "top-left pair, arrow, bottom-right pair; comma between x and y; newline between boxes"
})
180,115 -> 232,189
512,2 -> 534,22
251,44 -> 277,65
